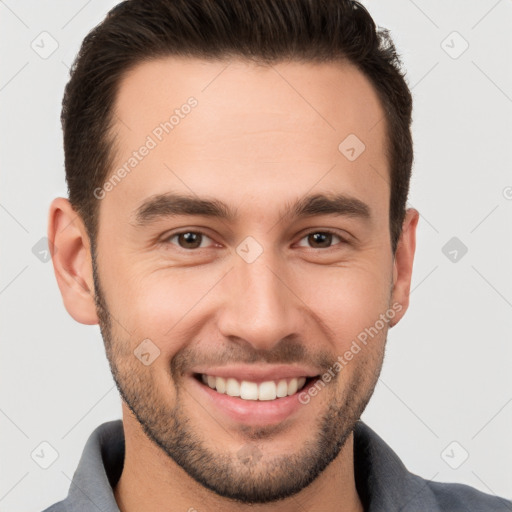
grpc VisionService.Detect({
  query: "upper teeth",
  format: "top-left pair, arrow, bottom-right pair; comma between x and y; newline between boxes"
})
200,374 -> 307,401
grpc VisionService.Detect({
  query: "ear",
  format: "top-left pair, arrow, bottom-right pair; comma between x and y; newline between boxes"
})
48,197 -> 99,325
389,208 -> 419,327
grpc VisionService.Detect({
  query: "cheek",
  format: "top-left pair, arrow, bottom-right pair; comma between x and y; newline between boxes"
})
297,263 -> 392,349
111,266 -> 224,354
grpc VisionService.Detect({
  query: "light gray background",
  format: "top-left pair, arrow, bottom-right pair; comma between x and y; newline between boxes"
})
1,1 -> 511,510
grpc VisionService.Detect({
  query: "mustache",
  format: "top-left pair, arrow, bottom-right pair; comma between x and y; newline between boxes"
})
170,336 -> 335,379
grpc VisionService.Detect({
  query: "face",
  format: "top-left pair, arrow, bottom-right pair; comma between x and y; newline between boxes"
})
82,57 -> 413,503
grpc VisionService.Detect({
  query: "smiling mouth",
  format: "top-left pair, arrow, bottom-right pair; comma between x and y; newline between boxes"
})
193,373 -> 318,401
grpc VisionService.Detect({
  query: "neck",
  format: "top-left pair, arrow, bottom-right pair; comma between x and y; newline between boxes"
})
114,408 -> 364,512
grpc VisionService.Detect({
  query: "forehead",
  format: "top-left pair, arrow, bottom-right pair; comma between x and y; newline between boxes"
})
104,56 -> 389,222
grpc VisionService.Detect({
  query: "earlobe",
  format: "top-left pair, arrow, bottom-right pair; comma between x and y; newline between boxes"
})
47,197 -> 99,325
389,208 -> 419,327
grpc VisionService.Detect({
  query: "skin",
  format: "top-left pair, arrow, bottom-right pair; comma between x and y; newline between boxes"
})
49,57 -> 418,512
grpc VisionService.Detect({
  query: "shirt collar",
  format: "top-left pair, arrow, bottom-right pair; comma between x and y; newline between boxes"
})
65,420 -> 124,511
353,421 -> 440,511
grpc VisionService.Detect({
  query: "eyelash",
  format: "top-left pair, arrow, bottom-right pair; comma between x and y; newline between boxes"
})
162,229 -> 349,251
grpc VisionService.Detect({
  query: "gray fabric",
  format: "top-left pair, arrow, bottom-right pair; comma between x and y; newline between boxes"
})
41,419 -> 512,511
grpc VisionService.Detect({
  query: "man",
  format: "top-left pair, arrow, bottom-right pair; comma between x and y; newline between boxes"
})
44,0 -> 511,510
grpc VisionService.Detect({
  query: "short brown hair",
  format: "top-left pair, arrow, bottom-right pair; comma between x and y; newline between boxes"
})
61,0 -> 413,254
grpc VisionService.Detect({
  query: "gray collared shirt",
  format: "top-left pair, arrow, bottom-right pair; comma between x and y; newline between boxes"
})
41,419 -> 511,511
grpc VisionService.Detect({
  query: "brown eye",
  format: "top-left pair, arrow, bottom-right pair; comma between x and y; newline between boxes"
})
166,231 -> 213,250
297,231 -> 344,249
179,232 -> 202,249
309,232 -> 332,248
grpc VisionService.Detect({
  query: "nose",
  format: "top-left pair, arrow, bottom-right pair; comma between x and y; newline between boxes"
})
216,245 -> 306,352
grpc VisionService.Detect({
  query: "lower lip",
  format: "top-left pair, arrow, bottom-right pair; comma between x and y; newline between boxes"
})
190,376 -> 317,425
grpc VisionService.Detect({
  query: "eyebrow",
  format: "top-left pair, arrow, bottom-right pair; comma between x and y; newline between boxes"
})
132,192 -> 371,226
